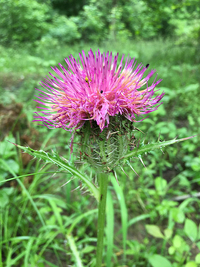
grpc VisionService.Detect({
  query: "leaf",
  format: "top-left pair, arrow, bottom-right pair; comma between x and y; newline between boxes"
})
196,241 -> 200,250
128,214 -> 150,227
0,190 -> 9,207
172,235 -> 185,249
67,209 -> 98,235
0,134 -> 16,158
13,144 -> 100,202
155,177 -> 167,195
195,253 -> 200,264
179,198 -> 200,210
145,225 -> 164,238
171,207 -> 185,223
0,169 -> 7,182
66,234 -> 83,267
184,218 -> 197,242
164,229 -> 173,239
5,159 -> 19,174
198,224 -> 200,240
123,136 -> 196,160
185,262 -> 197,267
148,254 -> 172,267
0,159 -> 19,174
1,160 -> 45,226
168,246 -> 175,255
81,245 -> 95,254
184,83 -> 199,93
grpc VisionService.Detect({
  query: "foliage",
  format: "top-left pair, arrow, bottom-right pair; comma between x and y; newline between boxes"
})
168,0 -> 200,45
51,0 -> 87,17
47,14 -> 81,43
0,0 -> 51,45
76,0 -> 109,42
0,0 -> 199,45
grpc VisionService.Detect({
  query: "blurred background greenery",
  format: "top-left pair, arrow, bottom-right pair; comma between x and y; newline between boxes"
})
0,0 -> 200,266
0,0 -> 200,45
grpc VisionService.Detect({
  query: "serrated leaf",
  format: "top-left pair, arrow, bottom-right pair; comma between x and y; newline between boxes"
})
13,144 -> 100,202
123,136 -> 196,160
145,225 -> 164,238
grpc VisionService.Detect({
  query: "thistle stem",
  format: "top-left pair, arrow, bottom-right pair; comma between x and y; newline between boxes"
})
96,172 -> 109,267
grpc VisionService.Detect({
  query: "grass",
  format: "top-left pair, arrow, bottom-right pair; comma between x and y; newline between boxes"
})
0,38 -> 200,266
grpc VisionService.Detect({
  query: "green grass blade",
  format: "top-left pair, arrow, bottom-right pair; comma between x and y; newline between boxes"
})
48,198 -> 64,232
116,214 -> 151,236
67,234 -> 84,267
65,178 -> 72,205
18,178 -> 46,226
0,159 -> 45,226
1,236 -> 31,245
7,250 -> 26,267
106,188 -> 114,266
0,171 -> 64,184
41,259 -> 59,267
37,231 -> 61,259
128,214 -> 151,228
67,209 -> 98,235
111,176 -> 128,263
24,238 -> 34,266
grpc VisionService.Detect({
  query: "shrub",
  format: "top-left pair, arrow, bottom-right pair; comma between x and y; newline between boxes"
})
0,0 -> 51,45
47,15 -> 81,43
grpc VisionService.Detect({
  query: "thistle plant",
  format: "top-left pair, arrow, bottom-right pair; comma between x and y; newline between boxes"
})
16,49 -> 195,266
34,49 -> 164,171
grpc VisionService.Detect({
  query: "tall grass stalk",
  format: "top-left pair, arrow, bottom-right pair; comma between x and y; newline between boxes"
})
96,172 -> 109,266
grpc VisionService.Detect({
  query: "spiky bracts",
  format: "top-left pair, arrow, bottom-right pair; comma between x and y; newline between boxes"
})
79,116 -> 142,172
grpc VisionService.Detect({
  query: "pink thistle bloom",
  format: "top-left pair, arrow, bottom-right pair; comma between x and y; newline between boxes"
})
34,49 -> 164,131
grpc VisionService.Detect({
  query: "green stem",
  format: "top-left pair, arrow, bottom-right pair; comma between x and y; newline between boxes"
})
96,172 -> 109,267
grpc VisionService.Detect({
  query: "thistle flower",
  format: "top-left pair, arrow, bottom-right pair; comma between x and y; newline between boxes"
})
34,49 -> 164,171
34,49 -> 164,131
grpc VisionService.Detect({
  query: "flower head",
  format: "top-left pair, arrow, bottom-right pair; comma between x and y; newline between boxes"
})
34,49 -> 164,131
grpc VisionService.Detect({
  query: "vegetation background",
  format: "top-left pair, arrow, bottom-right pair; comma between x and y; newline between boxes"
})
0,0 -> 200,266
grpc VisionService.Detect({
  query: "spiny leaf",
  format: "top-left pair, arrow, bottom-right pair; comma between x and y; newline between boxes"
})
13,143 -> 100,202
123,135 -> 197,160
